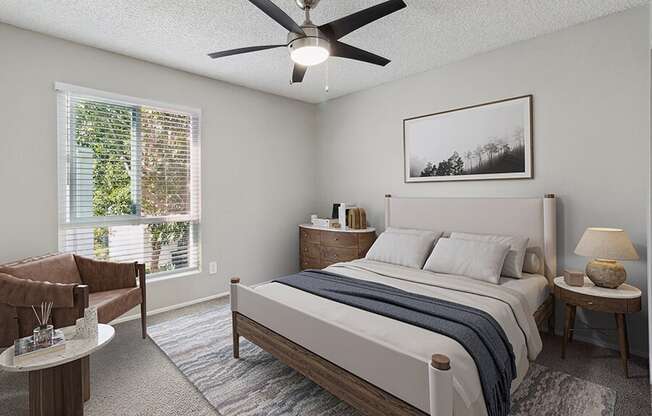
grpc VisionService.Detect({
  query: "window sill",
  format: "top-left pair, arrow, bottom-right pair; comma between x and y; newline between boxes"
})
145,268 -> 201,284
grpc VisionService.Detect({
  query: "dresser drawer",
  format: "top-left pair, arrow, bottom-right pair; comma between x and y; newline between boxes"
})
301,257 -> 321,270
556,287 -> 629,313
358,232 -> 376,256
300,242 -> 320,258
321,230 -> 358,248
321,246 -> 358,263
300,228 -> 321,244
358,232 -> 376,250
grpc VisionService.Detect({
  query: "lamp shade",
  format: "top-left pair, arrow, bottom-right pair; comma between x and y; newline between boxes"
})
574,227 -> 639,261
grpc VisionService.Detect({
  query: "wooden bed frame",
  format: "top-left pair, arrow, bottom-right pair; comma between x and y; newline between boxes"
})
231,288 -> 554,416
232,303 -> 431,416
231,195 -> 557,416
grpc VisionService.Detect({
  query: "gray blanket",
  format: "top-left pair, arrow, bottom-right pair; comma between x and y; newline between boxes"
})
274,270 -> 516,416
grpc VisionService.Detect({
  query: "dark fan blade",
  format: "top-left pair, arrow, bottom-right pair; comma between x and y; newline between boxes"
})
249,0 -> 306,35
331,41 -> 390,66
208,44 -> 285,59
318,0 -> 406,40
292,64 -> 307,83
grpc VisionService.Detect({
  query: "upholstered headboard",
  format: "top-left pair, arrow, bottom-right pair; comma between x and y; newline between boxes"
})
384,194 -> 557,285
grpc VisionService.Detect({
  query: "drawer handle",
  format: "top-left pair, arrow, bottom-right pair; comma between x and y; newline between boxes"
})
587,301 -> 593,305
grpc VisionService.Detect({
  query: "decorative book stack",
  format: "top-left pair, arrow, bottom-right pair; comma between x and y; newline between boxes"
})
347,208 -> 367,230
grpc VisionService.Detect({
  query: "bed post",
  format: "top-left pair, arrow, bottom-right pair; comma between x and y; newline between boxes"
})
543,194 -> 557,283
543,194 -> 557,334
385,194 -> 392,229
429,354 -> 453,416
230,277 -> 240,359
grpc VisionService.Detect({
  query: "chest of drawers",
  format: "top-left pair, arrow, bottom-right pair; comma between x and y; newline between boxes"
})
299,224 -> 376,270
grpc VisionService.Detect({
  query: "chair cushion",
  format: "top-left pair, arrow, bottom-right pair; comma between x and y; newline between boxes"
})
89,287 -> 142,324
0,253 -> 82,284
73,255 -> 137,293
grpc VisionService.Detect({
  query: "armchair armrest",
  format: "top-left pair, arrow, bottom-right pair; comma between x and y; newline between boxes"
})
73,255 -> 138,293
73,284 -> 89,315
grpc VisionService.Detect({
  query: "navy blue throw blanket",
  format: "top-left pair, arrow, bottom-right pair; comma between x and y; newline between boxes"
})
274,270 -> 516,416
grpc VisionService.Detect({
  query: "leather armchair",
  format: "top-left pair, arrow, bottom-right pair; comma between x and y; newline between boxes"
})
0,252 -> 147,348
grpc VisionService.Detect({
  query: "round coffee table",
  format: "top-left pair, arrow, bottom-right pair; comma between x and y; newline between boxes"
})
0,323 -> 114,416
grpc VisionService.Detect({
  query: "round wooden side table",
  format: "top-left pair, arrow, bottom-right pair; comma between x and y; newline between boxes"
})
0,324 -> 115,416
553,276 -> 641,377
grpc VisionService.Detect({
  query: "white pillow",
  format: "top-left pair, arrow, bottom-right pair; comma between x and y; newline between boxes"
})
423,238 -> 510,284
365,228 -> 442,269
449,232 -> 529,279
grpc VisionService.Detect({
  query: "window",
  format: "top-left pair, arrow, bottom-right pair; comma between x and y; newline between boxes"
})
57,84 -> 201,278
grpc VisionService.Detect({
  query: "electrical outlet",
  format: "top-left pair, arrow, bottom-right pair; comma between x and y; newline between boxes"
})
209,261 -> 218,275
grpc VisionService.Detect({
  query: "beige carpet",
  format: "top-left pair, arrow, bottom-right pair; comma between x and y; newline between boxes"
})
0,297 -> 649,415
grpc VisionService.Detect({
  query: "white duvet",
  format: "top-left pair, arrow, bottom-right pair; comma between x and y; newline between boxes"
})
251,259 -> 543,415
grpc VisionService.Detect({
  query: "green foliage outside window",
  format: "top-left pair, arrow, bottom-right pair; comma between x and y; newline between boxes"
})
73,101 -> 192,273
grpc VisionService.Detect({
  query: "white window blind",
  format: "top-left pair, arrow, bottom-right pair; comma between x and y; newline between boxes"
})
57,84 -> 201,278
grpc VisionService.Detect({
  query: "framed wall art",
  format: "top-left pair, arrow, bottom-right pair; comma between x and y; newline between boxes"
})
404,95 -> 532,182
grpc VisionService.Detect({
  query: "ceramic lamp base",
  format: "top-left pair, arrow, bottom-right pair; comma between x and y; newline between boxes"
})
585,259 -> 626,288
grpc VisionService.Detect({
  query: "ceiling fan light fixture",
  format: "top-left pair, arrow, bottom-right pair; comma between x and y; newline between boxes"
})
289,36 -> 330,67
208,0 -> 408,83
290,45 -> 329,66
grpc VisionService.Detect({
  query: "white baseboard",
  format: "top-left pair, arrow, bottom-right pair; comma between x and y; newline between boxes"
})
571,332 -> 648,359
110,291 -> 230,326
109,280 -> 271,326
551,328 -> 648,358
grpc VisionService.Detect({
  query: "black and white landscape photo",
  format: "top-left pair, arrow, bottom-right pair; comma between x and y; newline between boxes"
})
404,96 -> 532,182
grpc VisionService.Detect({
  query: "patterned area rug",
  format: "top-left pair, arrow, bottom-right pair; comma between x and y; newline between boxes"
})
149,305 -> 616,416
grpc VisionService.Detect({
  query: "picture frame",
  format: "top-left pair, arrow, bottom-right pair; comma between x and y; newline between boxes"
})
403,95 -> 533,183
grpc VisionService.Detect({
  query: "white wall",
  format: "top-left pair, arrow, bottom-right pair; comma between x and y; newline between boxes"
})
0,23 -> 318,316
316,7 -> 650,356
648,1 -> 652,378
0,8 -> 649,356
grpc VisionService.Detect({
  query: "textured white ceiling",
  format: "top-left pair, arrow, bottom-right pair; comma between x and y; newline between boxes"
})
0,0 -> 646,103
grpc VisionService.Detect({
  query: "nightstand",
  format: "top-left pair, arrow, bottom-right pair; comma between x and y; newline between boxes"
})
553,276 -> 641,377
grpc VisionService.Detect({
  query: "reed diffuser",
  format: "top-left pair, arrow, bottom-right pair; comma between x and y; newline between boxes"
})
32,301 -> 54,347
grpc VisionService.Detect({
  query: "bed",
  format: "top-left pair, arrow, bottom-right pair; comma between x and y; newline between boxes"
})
230,195 -> 557,416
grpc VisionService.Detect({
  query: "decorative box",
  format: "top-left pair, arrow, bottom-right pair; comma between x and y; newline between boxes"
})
311,218 -> 335,228
563,269 -> 585,287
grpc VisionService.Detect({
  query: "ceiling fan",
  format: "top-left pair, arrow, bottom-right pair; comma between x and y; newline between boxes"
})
208,0 -> 407,84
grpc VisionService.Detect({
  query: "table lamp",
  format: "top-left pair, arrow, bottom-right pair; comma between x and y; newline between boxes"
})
574,227 -> 639,288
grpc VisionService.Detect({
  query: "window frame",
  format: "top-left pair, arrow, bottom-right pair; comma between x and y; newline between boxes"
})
56,82 -> 202,278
